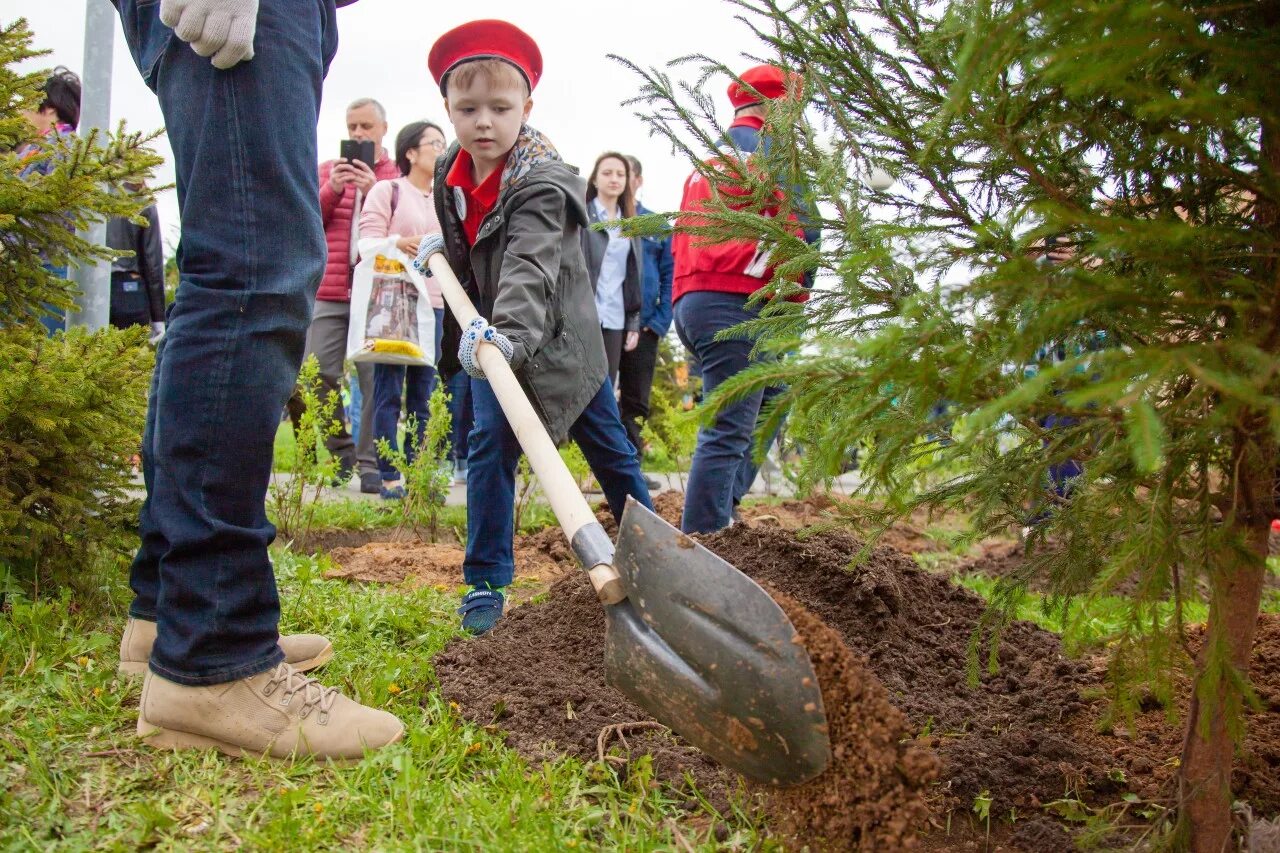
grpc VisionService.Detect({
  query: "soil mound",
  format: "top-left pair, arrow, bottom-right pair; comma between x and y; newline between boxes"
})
325,534 -> 572,589
757,589 -> 939,850
432,564 -> 735,807
1071,614 -> 1280,814
435,524 -> 1108,820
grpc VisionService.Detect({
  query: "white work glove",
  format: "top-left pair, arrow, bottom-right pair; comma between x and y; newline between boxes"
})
149,321 -> 166,344
412,234 -> 447,276
161,0 -> 259,70
458,317 -> 514,380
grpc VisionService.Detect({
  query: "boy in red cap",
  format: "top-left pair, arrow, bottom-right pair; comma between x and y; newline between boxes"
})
416,19 -> 652,635
672,64 -> 818,534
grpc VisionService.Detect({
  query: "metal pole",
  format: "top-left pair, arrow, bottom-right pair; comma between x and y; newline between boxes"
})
68,0 -> 115,331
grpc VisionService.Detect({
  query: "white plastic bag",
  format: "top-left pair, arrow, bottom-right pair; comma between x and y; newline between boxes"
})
347,237 -> 436,366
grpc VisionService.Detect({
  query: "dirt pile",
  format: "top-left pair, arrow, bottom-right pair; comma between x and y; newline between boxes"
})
757,589 -> 940,850
325,533 -> 573,589
1071,614 -> 1280,814
697,526 -> 1111,814
434,523 -> 1112,826
431,562 -> 735,807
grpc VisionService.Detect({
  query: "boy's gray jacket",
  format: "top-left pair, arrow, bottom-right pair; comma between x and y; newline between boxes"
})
434,126 -> 608,443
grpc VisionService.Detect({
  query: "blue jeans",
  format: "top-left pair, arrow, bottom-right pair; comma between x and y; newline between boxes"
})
675,290 -> 785,534
373,307 -> 444,481
447,369 -> 473,465
348,365 -> 362,448
464,377 -> 652,589
117,0 -> 338,686
1027,413 -> 1083,527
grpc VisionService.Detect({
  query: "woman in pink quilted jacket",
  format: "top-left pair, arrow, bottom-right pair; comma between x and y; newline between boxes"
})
358,121 -> 447,498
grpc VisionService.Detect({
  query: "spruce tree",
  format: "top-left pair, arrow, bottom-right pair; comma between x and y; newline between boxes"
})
622,1 -> 1278,848
0,19 -> 162,595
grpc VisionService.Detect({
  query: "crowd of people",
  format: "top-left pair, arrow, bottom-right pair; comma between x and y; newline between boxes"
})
21,2 -> 819,766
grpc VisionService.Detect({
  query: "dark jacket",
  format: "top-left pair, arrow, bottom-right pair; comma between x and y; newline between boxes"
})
106,204 -> 166,323
434,126 -> 608,443
580,200 -> 642,332
635,202 -> 674,336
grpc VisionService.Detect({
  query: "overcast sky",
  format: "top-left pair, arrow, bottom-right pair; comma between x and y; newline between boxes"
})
13,1 -> 771,255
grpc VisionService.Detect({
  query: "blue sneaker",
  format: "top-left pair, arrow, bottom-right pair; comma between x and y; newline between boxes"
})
379,484 -> 406,500
458,587 -> 505,635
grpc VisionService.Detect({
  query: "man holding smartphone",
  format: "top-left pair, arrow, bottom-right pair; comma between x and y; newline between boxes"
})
289,98 -> 400,493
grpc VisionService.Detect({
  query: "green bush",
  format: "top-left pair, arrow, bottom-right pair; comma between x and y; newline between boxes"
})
0,324 -> 152,597
0,19 -> 161,600
268,356 -> 339,543
376,382 -> 453,542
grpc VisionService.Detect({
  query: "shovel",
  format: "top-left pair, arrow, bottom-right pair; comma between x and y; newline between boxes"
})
420,249 -> 831,785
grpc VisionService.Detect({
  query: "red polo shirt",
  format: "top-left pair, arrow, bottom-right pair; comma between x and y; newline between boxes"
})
445,148 -> 509,245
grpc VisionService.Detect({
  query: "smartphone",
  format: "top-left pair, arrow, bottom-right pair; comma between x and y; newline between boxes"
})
339,139 -> 376,170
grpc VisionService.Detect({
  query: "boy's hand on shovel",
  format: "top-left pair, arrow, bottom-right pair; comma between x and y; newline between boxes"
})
412,235 -> 447,274
459,318 -> 514,379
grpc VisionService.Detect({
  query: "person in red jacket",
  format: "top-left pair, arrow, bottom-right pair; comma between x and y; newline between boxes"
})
672,64 -> 814,534
290,97 -> 400,492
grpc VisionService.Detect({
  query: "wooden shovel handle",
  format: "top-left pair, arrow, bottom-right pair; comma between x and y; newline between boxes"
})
424,251 -> 625,604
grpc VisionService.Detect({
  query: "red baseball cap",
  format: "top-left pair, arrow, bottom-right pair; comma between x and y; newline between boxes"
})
727,64 -> 800,109
428,20 -> 543,96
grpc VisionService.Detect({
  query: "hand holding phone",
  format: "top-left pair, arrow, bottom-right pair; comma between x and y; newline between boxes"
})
340,139 -> 376,170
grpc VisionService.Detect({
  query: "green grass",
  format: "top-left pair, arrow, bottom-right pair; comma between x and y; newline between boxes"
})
954,566 -> 1280,655
273,420 -> 301,473
0,548 -> 765,850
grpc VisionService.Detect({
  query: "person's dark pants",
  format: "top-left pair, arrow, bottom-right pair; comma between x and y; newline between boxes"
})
601,327 -> 624,385
40,264 -> 68,336
287,300 -> 376,479
1032,412 -> 1083,523
110,272 -> 152,329
372,307 -> 444,481
117,0 -> 338,686
447,369 -> 473,466
618,328 -> 660,452
463,377 -> 652,589
675,290 -> 785,534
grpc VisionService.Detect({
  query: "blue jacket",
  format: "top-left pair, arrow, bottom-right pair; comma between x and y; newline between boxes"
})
635,202 -> 674,336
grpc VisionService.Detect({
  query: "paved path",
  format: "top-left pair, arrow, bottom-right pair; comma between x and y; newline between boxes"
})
130,462 -> 863,507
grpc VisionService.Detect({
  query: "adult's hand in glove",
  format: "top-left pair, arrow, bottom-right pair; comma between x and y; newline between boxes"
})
413,234 -> 447,276
458,317 -> 515,380
161,0 -> 259,70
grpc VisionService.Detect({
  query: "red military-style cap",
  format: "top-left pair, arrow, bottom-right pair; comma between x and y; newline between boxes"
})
727,64 -> 800,109
428,20 -> 543,96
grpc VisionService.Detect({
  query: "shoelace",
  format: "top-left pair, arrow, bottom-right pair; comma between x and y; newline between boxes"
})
261,663 -> 338,724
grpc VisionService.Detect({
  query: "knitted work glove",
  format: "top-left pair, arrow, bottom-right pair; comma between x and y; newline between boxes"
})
160,0 -> 259,70
413,234 -> 447,276
458,318 -> 514,380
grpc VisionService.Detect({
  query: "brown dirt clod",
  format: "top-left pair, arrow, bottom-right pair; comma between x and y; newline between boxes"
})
755,587 -> 939,851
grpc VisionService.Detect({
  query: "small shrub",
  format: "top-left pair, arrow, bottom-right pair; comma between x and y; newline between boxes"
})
376,382 -> 453,542
268,356 -> 338,542
0,324 -> 152,598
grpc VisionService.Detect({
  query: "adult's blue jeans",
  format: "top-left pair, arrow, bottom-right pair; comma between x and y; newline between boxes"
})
116,0 -> 338,686
373,307 -> 444,481
463,377 -> 652,589
675,290 -> 785,534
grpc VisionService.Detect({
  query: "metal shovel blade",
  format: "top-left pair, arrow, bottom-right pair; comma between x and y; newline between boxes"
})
604,499 -> 831,785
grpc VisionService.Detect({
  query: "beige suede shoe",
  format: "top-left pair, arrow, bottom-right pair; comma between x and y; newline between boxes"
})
118,618 -> 333,678
136,663 -> 404,763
